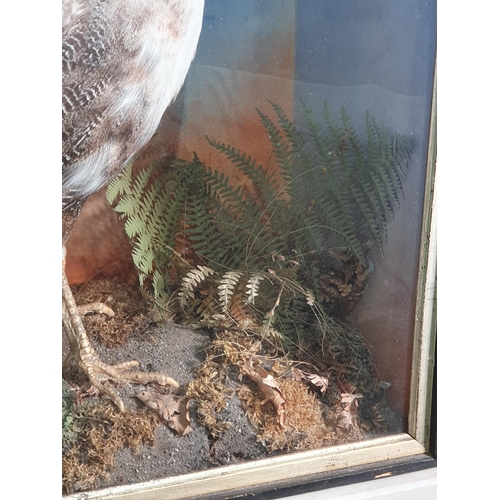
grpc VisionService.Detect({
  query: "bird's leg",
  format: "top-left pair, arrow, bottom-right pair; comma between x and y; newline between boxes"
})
62,253 -> 178,412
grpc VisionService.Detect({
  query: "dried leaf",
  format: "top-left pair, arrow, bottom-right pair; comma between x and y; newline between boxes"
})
290,367 -> 329,395
341,391 -> 363,407
336,386 -> 363,433
290,367 -> 305,382
240,360 -> 286,426
306,374 -> 329,395
136,390 -> 193,436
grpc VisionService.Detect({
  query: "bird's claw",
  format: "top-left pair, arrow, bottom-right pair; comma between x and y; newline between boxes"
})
80,358 -> 179,412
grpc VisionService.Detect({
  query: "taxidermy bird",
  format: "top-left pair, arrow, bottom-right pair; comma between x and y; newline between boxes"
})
62,0 -> 205,411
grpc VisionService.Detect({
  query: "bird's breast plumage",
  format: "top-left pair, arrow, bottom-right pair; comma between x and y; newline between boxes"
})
62,0 -> 205,211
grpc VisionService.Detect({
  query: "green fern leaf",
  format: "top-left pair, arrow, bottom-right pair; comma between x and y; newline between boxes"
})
106,160 -> 134,205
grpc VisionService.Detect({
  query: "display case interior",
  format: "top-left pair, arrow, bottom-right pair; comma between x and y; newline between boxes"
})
62,1 -> 437,497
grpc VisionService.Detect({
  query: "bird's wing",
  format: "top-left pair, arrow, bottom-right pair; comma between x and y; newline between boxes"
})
62,0 -> 130,207
62,0 -> 205,210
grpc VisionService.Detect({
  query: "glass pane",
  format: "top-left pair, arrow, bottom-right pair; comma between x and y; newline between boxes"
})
62,0 -> 436,494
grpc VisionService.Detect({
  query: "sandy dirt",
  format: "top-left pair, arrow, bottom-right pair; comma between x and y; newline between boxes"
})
62,280 -> 273,495
62,279 -> 402,496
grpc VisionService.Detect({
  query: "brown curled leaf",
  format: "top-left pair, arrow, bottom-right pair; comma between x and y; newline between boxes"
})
290,367 -> 329,395
306,373 -> 329,395
240,359 -> 286,426
136,390 -> 193,436
336,386 -> 363,433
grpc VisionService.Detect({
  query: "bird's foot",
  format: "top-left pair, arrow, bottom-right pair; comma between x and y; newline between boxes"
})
63,268 -> 178,412
75,355 -> 179,412
64,348 -> 179,412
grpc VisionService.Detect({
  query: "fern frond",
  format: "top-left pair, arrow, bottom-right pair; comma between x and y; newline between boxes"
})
271,101 -> 309,159
179,265 -> 215,308
217,271 -> 243,312
108,100 -> 412,347
206,138 -> 263,184
302,100 -> 333,170
255,107 -> 293,193
229,293 -> 257,329
305,288 -> 316,307
106,160 -> 134,205
195,292 -> 223,326
245,273 -> 265,305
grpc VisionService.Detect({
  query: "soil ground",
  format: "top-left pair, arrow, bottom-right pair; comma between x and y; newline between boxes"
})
62,279 -> 402,496
62,280 -> 273,495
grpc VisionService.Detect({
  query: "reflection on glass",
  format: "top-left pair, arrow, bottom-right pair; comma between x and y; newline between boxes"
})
62,0 -> 436,494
